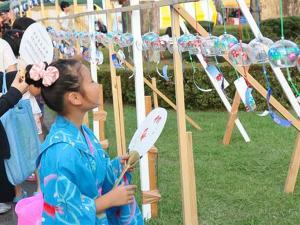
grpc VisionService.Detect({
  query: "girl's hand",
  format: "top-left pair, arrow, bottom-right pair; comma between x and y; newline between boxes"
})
120,154 -> 134,172
95,183 -> 137,213
109,183 -> 137,207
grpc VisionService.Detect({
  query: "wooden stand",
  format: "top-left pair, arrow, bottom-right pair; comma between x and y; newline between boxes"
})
151,78 -> 159,108
285,133 -> 300,193
171,6 -> 198,224
105,0 -> 126,156
176,5 -> 300,193
93,84 -> 109,149
223,91 -> 242,145
144,96 -> 160,217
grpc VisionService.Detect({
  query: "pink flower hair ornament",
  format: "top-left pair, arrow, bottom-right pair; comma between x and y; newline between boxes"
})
29,63 -> 59,87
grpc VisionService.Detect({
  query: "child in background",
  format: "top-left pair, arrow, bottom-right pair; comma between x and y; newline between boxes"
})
3,28 -> 43,195
26,59 -> 144,224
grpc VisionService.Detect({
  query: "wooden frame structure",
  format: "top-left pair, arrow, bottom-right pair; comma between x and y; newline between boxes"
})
174,4 -> 300,194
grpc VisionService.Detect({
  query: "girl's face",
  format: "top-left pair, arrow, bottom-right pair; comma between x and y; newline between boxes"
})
79,64 -> 100,110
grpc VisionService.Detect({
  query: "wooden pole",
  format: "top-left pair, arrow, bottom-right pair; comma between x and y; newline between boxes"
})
73,0 -> 81,55
223,91 -> 242,145
285,133 -> 300,193
98,84 -> 106,141
111,76 -> 123,156
145,96 -> 159,217
40,0 -> 47,26
116,76 -> 127,155
94,84 -> 109,150
186,131 -> 198,223
171,5 -> 198,225
105,0 -> 125,156
26,0 -> 32,18
151,78 -> 159,108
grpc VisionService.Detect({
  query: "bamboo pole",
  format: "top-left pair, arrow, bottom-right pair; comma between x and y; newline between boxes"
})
171,5 -> 198,225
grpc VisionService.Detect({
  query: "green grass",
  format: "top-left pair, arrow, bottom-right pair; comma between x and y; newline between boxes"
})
102,104 -> 300,225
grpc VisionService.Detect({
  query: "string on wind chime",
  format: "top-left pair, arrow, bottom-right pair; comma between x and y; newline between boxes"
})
246,2 -> 291,126
213,3 -> 238,91
228,7 -> 256,112
176,1 -> 213,92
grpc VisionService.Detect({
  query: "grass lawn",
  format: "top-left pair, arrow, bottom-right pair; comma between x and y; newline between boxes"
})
102,104 -> 300,225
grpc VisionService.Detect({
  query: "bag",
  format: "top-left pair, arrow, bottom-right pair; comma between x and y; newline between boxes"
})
1,72 -> 40,185
15,192 -> 44,225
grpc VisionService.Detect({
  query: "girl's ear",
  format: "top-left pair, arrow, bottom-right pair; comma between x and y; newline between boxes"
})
66,92 -> 83,106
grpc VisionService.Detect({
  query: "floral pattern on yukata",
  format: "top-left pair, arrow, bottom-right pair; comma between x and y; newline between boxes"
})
38,115 -> 144,225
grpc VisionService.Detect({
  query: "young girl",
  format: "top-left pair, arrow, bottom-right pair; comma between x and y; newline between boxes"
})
25,59 -> 144,224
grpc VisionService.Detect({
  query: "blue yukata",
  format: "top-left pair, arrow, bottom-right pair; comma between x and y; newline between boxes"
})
37,115 -> 144,225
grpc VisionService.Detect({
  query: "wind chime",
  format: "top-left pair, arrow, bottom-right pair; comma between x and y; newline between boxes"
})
267,0 -> 300,101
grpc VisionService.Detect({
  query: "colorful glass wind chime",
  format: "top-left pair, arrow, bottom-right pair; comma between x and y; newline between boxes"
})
227,7 -> 257,112
246,0 -> 292,127
176,0 -> 215,92
213,3 -> 238,92
140,12 -> 170,82
267,0 -> 300,102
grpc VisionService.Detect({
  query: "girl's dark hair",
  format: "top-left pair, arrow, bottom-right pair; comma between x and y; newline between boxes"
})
12,17 -> 36,30
2,29 -> 24,56
60,1 -> 70,11
25,59 -> 83,114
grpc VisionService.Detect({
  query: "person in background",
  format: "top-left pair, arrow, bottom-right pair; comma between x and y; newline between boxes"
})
0,38 -> 17,72
12,17 -> 46,140
59,1 -> 73,31
3,27 -> 42,196
0,71 -> 28,214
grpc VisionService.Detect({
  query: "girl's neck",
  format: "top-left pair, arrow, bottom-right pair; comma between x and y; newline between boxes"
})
63,110 -> 85,129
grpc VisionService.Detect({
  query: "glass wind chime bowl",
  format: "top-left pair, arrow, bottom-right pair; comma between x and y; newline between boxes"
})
142,32 -> 159,50
116,33 -> 134,48
229,43 -> 255,66
189,35 -> 203,55
151,37 -> 168,52
216,33 -> 238,56
177,34 -> 196,53
201,35 -> 220,57
268,39 -> 300,68
249,37 -> 274,64
101,32 -> 118,46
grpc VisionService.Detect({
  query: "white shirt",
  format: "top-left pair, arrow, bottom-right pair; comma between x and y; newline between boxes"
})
59,11 -> 73,31
0,39 -> 17,72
